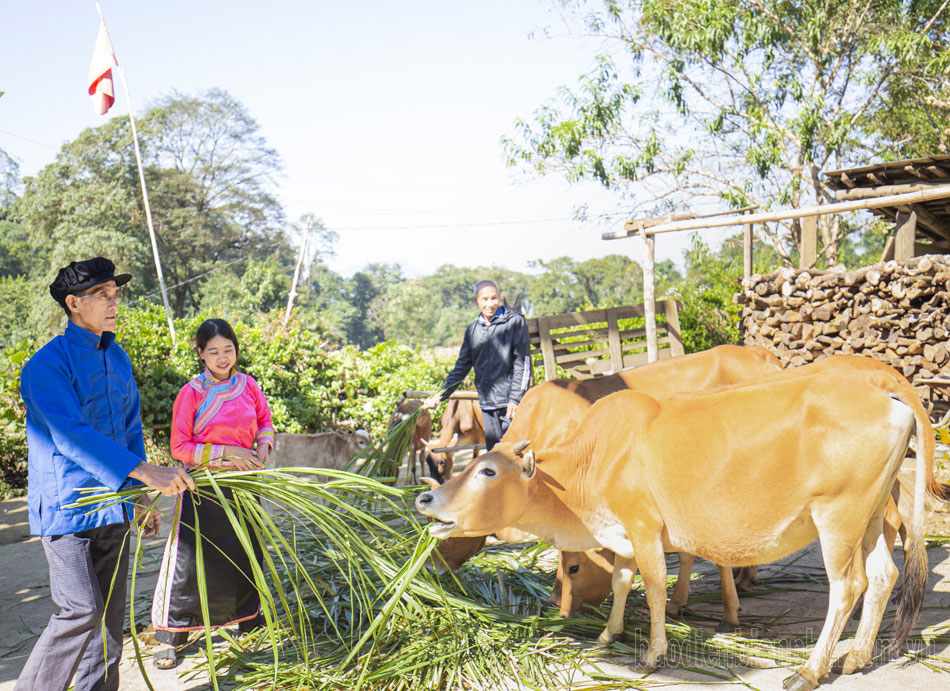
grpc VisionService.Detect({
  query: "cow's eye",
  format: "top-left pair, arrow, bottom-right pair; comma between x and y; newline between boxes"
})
480,467 -> 496,477
568,565 -> 580,575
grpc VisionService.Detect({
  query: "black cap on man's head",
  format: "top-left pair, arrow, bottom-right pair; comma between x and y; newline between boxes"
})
49,257 -> 132,307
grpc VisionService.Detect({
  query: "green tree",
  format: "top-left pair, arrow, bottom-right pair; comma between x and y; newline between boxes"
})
674,235 -> 744,352
505,0 -> 950,266
19,89 -> 290,319
0,275 -> 39,348
0,148 -> 19,218
0,221 -> 45,278
195,254 -> 296,319
374,265 -> 534,348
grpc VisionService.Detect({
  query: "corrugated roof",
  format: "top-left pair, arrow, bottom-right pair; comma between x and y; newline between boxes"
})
824,156 -> 950,244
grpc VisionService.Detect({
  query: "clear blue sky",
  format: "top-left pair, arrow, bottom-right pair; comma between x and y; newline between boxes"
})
1,0 -> 701,278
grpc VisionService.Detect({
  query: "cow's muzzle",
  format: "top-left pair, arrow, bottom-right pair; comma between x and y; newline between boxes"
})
415,491 -> 434,511
415,491 -> 457,538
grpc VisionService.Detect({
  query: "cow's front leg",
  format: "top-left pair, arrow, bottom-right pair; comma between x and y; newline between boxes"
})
633,538 -> 669,670
597,555 -> 637,646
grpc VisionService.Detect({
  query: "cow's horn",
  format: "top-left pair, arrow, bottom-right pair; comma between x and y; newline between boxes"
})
449,432 -> 459,446
419,476 -> 441,489
511,440 -> 531,456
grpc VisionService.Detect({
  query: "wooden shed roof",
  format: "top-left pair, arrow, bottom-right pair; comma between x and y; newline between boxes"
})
824,155 -> 950,245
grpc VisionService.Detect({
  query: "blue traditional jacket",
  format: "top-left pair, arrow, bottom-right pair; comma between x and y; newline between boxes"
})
20,321 -> 145,535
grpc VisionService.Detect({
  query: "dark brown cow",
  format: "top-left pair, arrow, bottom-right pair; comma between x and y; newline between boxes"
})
426,397 -> 485,481
387,399 -> 435,484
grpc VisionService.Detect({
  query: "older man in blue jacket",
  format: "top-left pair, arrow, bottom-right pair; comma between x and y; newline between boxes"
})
15,257 -> 194,691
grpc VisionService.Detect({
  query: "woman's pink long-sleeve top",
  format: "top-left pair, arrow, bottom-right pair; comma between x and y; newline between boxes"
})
170,370 -> 274,468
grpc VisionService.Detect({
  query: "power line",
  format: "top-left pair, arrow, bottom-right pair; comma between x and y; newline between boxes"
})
0,128 -> 58,149
135,241 -> 286,301
323,212 -> 630,232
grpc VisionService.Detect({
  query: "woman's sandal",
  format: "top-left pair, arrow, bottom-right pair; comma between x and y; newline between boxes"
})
153,645 -> 178,669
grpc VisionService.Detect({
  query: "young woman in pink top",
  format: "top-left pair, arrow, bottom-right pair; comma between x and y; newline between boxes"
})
151,319 -> 274,669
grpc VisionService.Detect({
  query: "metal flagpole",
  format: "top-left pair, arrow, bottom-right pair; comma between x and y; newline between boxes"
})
95,4 -> 176,342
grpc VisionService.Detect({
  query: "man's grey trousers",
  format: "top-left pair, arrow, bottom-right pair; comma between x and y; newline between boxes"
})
15,521 -> 130,691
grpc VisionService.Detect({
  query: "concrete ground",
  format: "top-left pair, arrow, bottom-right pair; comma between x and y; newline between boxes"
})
2,463 -> 950,690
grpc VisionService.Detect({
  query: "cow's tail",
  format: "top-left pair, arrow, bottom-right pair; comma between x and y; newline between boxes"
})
883,380 -> 938,657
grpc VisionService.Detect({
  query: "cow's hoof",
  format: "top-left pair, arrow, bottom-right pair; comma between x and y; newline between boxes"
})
665,603 -> 682,617
595,631 -> 617,647
635,653 -> 665,672
734,566 -> 758,592
782,672 -> 818,691
839,650 -> 870,675
715,620 -> 740,634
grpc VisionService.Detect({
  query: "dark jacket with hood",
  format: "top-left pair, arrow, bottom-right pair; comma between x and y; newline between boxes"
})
440,305 -> 531,410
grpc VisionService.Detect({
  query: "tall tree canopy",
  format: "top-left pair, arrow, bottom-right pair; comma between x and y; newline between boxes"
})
505,0 -> 950,266
19,89 -> 289,317
0,148 -> 19,217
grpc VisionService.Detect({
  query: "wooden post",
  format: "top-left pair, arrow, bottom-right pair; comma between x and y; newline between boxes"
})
743,211 -> 753,279
538,318 -> 557,381
663,300 -> 685,356
799,215 -> 817,269
639,223 -> 658,363
605,307 -> 623,374
894,209 -> 917,260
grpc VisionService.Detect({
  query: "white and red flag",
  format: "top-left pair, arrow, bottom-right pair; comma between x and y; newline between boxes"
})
87,18 -> 117,115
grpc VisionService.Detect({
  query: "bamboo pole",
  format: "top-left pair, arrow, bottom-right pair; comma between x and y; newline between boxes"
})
742,211 -> 753,279
282,217 -> 311,328
834,182 -> 950,200
427,443 -> 486,454
622,204 -> 758,231
603,184 -> 950,239
96,4 -> 176,342
403,390 -> 480,400
639,223 -> 658,363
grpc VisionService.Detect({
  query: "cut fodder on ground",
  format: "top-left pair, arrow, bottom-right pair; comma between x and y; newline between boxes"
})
69,412 -> 950,689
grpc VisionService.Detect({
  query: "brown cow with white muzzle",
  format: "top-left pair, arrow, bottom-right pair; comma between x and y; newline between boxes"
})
416,356 -> 948,690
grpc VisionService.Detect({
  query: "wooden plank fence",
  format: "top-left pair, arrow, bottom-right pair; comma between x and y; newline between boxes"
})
526,299 -> 684,381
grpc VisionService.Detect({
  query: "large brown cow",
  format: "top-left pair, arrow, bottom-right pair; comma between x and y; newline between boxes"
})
436,344 -> 782,622
550,353 -> 921,621
417,357 -> 948,690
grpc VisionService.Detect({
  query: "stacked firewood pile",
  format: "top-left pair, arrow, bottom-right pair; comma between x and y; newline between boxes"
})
736,255 -> 950,409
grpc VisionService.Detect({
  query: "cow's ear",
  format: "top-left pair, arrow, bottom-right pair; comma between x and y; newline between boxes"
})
419,476 -> 441,489
521,450 -> 536,480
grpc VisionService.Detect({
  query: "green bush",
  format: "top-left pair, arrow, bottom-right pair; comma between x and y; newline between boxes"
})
0,342 -> 31,496
0,305 -> 456,495
673,236 -> 745,352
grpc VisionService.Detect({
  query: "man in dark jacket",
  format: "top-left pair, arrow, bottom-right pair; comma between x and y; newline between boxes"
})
16,257 -> 195,691
425,280 -> 530,450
